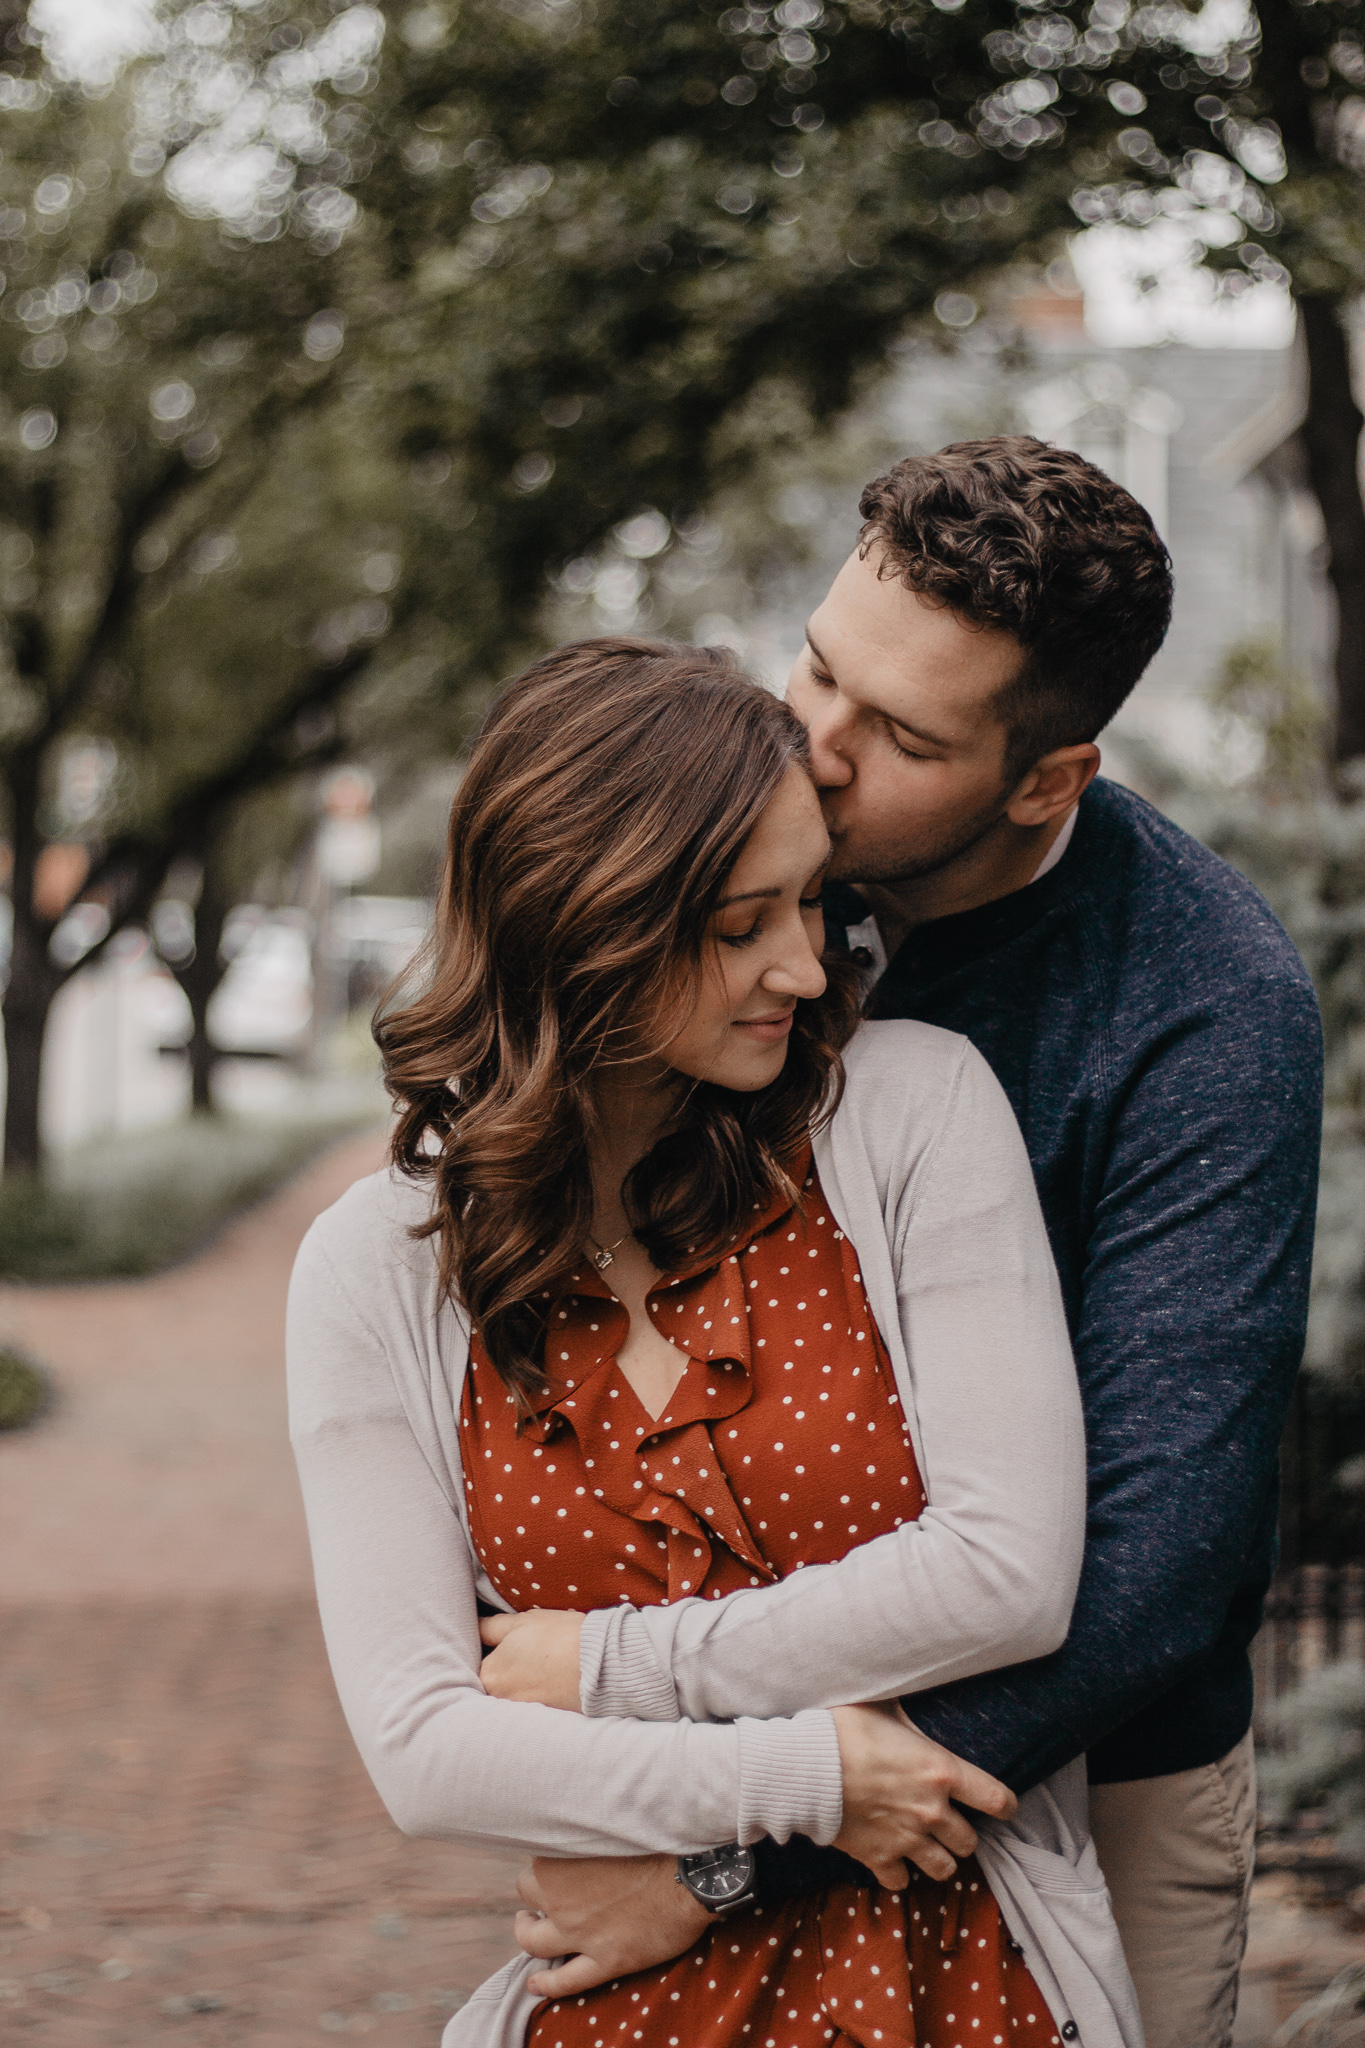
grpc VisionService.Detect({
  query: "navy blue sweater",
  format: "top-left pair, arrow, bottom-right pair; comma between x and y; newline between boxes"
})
831,777 -> 1323,1790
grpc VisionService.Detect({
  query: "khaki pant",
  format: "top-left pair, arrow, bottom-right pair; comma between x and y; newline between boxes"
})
1088,1733 -> 1257,2048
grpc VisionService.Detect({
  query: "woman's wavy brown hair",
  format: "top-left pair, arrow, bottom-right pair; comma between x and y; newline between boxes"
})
377,635 -> 861,1405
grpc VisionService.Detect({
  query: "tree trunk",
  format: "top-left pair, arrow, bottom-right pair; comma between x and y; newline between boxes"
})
2,949 -> 59,1173
172,865 -> 231,1114
1,752 -> 63,1176
1298,295 -> 1365,768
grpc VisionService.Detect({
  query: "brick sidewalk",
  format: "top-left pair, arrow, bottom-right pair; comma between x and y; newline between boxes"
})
0,1132 -> 394,1602
0,1136 -> 522,2045
0,1596 -> 523,2045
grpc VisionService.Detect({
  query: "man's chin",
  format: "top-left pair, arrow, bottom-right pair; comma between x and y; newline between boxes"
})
823,840 -> 863,885
825,838 -> 916,887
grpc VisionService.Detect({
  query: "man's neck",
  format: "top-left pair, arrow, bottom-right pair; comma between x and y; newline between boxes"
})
859,807 -> 1077,962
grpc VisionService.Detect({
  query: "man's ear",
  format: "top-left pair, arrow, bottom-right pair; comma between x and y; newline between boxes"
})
1006,743 -> 1101,827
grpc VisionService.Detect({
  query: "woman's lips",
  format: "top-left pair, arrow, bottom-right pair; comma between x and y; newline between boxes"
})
733,1010 -> 795,1043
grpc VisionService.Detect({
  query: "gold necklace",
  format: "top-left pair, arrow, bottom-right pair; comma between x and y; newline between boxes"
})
586,1229 -> 631,1273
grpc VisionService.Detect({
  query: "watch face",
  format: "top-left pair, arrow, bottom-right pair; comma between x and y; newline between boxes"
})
680,1847 -> 755,1906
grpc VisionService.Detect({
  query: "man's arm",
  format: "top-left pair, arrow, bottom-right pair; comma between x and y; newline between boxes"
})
900,972 -> 1322,1790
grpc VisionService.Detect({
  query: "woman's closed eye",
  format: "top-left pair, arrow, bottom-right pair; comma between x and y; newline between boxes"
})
719,894 -> 824,950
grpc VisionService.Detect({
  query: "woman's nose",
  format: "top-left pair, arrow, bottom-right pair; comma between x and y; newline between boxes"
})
764,928 -> 827,1002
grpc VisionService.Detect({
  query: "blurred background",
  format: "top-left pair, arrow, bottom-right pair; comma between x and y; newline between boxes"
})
2,0 -> 1365,2040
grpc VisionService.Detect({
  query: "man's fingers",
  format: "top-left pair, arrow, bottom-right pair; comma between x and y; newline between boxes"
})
862,1855 -> 910,1890
946,1759 -> 1017,1821
527,1952 -> 615,1999
908,1841 -> 958,1884
932,1809 -> 979,1860
516,1868 -> 549,1913
514,1910 -> 570,1960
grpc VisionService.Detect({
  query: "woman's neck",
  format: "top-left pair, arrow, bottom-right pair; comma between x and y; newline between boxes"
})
585,1062 -> 693,1421
589,1063 -> 674,1241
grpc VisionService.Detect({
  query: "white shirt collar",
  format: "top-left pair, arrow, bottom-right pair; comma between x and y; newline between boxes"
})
1029,806 -> 1078,886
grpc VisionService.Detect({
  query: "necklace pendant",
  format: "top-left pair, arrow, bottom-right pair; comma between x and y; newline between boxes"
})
591,1245 -> 615,1272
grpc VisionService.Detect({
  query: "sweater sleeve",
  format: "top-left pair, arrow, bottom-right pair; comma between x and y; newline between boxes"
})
579,1041 -> 1086,1725
903,970 -> 1323,1790
286,1225 -> 843,1857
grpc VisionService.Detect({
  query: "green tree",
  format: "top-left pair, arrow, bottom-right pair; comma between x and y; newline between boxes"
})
0,0 -> 1086,1172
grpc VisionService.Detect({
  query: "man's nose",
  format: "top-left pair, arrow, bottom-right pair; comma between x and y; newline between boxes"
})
805,699 -> 854,790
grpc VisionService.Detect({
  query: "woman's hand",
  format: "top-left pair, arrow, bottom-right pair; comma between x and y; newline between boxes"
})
479,1608 -> 585,1710
831,1702 -> 1017,1888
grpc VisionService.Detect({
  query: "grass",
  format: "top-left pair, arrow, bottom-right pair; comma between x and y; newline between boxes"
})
0,1075 -> 387,1283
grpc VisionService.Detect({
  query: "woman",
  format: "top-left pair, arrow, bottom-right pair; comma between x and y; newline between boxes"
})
288,638 -> 1140,2048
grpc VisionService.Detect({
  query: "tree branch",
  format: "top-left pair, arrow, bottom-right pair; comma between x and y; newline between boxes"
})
52,631 -> 390,985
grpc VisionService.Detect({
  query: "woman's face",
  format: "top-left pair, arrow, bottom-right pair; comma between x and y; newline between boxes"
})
663,765 -> 832,1093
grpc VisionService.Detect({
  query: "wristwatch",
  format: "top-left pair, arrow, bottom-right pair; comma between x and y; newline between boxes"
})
675,1844 -> 759,1918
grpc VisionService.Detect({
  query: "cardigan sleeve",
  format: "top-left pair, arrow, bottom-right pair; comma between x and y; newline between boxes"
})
287,1222 -> 843,1857
578,1038 -> 1086,1726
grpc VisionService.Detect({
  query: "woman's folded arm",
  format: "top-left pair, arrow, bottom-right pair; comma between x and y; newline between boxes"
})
287,1226 -> 843,1856
578,1037 -> 1086,1727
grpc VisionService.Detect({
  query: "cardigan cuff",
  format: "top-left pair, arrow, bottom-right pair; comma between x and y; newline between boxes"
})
735,1709 -> 843,1847
579,1604 -> 681,1722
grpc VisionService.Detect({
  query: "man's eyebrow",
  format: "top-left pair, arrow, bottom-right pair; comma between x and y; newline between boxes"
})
805,627 -> 951,752
804,627 -> 832,672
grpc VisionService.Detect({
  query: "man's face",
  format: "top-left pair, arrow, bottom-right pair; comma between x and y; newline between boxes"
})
786,546 -> 1026,886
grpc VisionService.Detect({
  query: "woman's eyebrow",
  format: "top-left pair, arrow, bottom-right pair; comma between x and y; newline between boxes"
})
716,887 -> 782,908
718,852 -> 831,911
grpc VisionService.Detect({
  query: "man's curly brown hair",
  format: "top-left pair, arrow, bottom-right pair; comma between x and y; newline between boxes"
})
858,436 -> 1174,780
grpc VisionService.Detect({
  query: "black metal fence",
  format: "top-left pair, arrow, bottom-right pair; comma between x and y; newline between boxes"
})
1253,1563 -> 1365,1742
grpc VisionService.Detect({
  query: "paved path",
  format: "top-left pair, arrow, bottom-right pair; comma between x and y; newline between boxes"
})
0,1135 -> 523,2045
0,1133 -> 388,1601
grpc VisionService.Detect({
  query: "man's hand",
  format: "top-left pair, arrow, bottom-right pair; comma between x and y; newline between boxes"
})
832,1701 -> 1017,1888
480,1609 -> 585,1711
513,1853 -> 712,1998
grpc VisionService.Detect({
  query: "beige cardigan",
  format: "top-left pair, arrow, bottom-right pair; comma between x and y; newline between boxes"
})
287,1021 -> 1142,2048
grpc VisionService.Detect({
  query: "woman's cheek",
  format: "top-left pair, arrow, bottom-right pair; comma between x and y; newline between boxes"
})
717,951 -> 754,1016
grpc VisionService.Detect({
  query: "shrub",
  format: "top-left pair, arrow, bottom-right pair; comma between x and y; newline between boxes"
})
1261,1660 -> 1365,1856
0,1348 -> 51,1430
0,1095 -> 383,1283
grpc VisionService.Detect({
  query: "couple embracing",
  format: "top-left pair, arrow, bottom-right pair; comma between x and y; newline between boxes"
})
288,438 -> 1323,2048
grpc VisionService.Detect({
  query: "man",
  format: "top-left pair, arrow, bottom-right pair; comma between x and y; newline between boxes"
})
492,438 -> 1323,2048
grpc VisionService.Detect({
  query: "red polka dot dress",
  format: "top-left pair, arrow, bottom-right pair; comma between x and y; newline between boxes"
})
460,1146 -> 1061,2048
